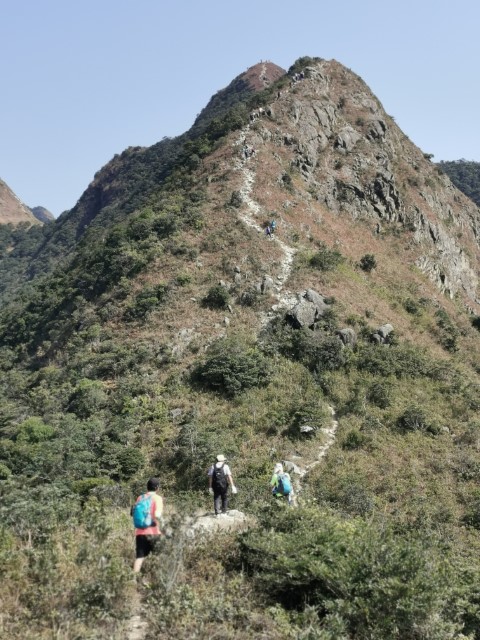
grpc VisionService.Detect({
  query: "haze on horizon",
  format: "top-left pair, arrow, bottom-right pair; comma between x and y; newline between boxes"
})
1,0 -> 479,218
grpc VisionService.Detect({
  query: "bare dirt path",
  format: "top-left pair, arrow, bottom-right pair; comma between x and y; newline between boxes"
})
233,129 -> 339,490
234,127 -> 298,315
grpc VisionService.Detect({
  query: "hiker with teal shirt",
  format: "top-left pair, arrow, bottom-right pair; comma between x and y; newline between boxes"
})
270,462 -> 293,505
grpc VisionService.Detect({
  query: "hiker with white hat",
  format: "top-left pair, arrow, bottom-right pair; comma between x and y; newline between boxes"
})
271,462 -> 294,506
207,454 -> 237,516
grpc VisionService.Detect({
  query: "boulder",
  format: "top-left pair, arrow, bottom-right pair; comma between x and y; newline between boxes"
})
261,276 -> 275,294
377,323 -> 393,339
300,425 -> 315,434
336,327 -> 357,347
286,289 -> 330,329
186,510 -> 250,538
283,460 -> 303,475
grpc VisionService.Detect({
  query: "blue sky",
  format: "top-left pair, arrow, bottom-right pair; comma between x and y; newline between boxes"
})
1,0 -> 479,218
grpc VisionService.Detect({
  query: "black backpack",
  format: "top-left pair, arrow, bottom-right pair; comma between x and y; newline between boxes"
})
212,463 -> 228,491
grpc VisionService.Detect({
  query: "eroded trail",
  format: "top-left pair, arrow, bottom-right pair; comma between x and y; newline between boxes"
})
233,129 -> 339,492
234,127 -> 298,314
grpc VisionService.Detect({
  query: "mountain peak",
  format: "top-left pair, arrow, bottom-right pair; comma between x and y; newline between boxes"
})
240,60 -> 286,90
0,178 -> 39,225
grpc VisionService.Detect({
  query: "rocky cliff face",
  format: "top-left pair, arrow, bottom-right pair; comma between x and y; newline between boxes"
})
220,59 -> 480,307
0,178 -> 39,225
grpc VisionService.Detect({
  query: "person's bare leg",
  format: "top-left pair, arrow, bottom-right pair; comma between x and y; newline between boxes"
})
133,557 -> 144,573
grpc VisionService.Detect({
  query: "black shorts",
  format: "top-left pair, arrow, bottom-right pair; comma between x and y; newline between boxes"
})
135,534 -> 159,559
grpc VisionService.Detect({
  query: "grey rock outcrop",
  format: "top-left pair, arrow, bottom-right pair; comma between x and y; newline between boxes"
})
269,58 -> 480,307
260,275 -> 275,294
286,289 -> 330,329
186,510 -> 251,538
336,327 -> 357,347
283,460 -> 304,475
372,324 -> 393,344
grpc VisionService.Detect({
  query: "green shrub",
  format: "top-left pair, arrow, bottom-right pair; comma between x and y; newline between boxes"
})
359,253 -> 377,272
397,405 -> 429,432
124,284 -> 169,320
15,417 -> 56,443
0,483 -> 81,540
463,491 -> 480,529
71,477 -> 115,500
403,297 -> 421,315
228,190 -> 243,208
471,315 -> 480,332
0,461 -> 12,479
69,379 -> 108,419
193,337 -> 272,397
367,381 -> 392,408
355,343 -> 430,379
116,447 -> 145,479
309,242 -> 344,271
175,273 -> 192,287
341,429 -> 369,450
202,285 -> 230,310
240,508 -> 460,638
435,308 -> 459,352
239,287 -> 261,308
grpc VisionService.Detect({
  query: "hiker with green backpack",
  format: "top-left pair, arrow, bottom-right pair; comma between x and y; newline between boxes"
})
271,462 -> 294,505
132,477 -> 164,573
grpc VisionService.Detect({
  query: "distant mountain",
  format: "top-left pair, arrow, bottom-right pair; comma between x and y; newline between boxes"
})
29,206 -> 54,224
0,178 -> 39,225
438,159 -> 480,207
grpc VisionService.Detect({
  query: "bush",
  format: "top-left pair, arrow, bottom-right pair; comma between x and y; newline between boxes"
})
202,285 -> 230,310
124,284 -> 169,320
367,381 -> 392,408
359,253 -> 377,272
403,297 -> 421,315
240,508 -> 461,638
397,405 -> 429,432
193,337 -> 272,397
0,483 -> 81,540
228,190 -> 243,208
239,287 -> 261,308
471,315 -> 480,332
116,447 -> 145,479
341,429 -> 369,450
15,417 -> 56,443
294,330 -> 347,373
309,242 -> 344,271
355,343 -> 430,379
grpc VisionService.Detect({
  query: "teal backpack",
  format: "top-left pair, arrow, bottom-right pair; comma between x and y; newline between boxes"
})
276,473 -> 292,496
132,494 -> 154,528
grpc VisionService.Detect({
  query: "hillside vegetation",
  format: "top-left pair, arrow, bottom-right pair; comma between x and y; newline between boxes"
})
1,57 -> 480,639
439,159 -> 480,207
